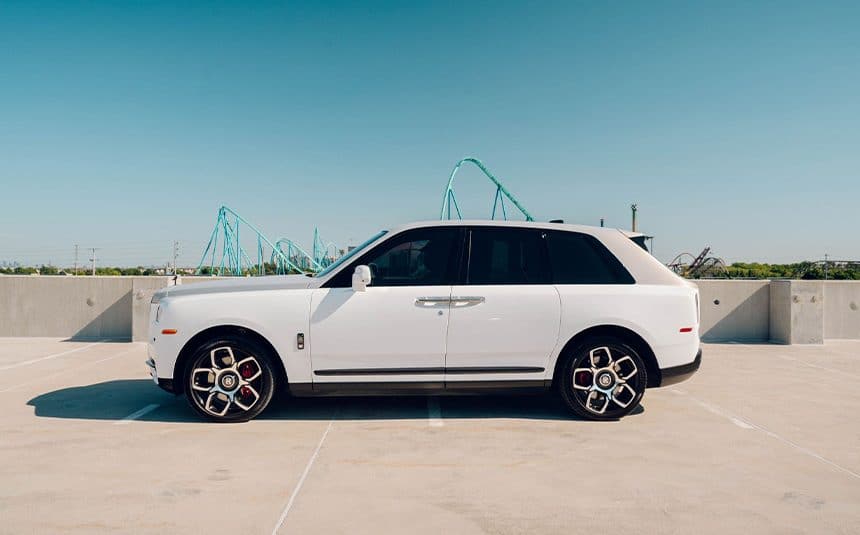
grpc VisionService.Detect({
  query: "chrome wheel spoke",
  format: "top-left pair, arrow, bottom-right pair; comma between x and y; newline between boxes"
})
612,384 -> 637,408
236,357 -> 262,382
191,368 -> 215,392
586,391 -> 609,414
210,347 -> 235,369
234,385 -> 260,411
614,356 -> 638,381
572,368 -> 594,391
205,392 -> 232,416
589,346 -> 613,368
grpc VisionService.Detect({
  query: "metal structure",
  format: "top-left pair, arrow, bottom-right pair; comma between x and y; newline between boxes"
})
197,206 -> 339,276
312,228 -> 340,269
668,247 -> 728,278
440,157 -> 534,221
270,237 -> 319,274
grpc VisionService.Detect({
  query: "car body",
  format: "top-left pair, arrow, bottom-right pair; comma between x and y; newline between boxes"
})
147,220 -> 701,422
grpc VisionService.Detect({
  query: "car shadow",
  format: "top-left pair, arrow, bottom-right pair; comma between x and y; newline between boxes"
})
27,379 -> 644,423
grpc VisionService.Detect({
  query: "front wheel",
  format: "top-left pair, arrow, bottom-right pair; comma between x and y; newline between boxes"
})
184,336 -> 277,422
559,338 -> 648,421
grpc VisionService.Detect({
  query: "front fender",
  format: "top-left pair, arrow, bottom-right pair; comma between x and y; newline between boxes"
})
149,290 -> 313,385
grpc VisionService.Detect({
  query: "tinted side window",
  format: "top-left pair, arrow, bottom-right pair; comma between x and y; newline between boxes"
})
467,227 -> 550,285
326,227 -> 460,287
546,230 -> 634,284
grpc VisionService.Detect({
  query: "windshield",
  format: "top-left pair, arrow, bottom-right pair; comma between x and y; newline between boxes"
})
314,230 -> 388,278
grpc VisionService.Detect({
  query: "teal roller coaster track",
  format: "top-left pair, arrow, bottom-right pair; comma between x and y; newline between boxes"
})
198,157 -> 533,276
196,206 -> 340,276
441,157 -> 534,221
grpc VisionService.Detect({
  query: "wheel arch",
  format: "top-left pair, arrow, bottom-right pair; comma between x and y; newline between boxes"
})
172,325 -> 289,395
551,325 -> 661,388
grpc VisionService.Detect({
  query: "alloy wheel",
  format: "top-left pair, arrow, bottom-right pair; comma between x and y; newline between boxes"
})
189,346 -> 265,417
571,346 -> 639,415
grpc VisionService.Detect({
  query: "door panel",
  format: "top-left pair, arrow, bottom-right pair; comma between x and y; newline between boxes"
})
445,285 -> 560,380
309,287 -> 451,383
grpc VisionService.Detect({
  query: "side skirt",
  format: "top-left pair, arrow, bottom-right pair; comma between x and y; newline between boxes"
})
289,380 -> 551,397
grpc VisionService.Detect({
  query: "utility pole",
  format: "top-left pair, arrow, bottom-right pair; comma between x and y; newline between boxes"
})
824,253 -> 829,280
89,248 -> 99,276
631,204 -> 638,232
172,241 -> 180,275
74,244 -> 79,276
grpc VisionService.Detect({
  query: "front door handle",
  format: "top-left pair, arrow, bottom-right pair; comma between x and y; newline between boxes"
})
415,296 -> 452,304
450,296 -> 485,306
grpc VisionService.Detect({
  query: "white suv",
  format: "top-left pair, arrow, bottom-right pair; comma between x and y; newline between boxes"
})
147,220 -> 701,422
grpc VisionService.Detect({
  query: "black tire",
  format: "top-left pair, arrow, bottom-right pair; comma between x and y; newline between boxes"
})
183,335 -> 278,423
558,337 -> 648,421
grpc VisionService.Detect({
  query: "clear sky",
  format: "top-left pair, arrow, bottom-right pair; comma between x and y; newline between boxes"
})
1,0 -> 858,268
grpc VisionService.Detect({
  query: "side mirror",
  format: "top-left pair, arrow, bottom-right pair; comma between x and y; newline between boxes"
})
352,265 -> 372,292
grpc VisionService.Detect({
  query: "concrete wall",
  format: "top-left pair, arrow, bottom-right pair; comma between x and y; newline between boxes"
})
770,280 -> 824,344
2,276 -> 859,343
0,276 -> 147,339
824,281 -> 860,339
694,280 -> 770,342
769,280 -> 791,344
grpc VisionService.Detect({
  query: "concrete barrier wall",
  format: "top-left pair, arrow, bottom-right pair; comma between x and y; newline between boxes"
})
1,276 -> 859,342
770,280 -> 824,344
694,280 -> 770,342
0,276 -> 145,339
824,281 -> 860,339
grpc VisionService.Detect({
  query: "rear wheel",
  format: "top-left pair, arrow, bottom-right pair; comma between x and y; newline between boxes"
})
184,336 -> 277,422
559,337 -> 648,421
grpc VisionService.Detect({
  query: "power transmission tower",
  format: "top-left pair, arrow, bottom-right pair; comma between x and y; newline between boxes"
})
74,244 -> 79,276
89,248 -> 99,276
172,241 -> 180,275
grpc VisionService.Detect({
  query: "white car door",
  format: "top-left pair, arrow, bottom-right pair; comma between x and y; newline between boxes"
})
445,226 -> 560,384
309,227 -> 462,386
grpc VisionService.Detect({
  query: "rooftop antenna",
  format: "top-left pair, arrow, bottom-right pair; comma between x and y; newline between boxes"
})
631,204 -> 638,232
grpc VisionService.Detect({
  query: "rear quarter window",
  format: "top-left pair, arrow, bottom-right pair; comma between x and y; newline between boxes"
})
547,230 -> 635,284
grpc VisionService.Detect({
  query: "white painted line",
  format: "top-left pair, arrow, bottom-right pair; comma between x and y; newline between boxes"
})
672,388 -> 860,481
729,417 -> 754,430
0,347 -> 139,393
427,397 -> 443,427
271,419 -> 334,535
0,342 -> 103,371
115,403 -> 160,425
778,354 -> 860,380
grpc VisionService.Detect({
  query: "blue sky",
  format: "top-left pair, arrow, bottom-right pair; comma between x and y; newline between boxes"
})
1,0 -> 858,267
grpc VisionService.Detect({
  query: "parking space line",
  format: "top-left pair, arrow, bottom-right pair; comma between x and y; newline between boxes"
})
0,341 -> 103,371
115,403 -> 160,425
271,419 -> 334,534
671,388 -> 860,481
0,347 -> 139,393
427,397 -> 443,427
778,354 -> 860,380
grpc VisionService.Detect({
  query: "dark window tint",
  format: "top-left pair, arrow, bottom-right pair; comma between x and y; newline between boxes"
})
467,227 -> 550,285
546,230 -> 634,284
327,227 -> 460,287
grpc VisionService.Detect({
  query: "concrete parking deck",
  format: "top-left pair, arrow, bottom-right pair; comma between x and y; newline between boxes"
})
0,339 -> 858,534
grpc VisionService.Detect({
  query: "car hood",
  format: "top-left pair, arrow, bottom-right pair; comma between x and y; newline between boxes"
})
156,275 -> 315,300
